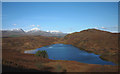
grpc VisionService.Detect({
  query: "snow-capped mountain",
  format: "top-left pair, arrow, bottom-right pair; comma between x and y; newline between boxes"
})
26,28 -> 67,37
26,28 -> 40,32
2,28 -> 25,37
3,28 -> 25,32
46,30 -> 62,33
2,28 -> 67,37
26,28 -> 50,36
11,28 -> 25,33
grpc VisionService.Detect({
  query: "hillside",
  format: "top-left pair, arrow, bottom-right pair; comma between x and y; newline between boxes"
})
2,30 -> 119,72
2,29 -> 25,37
55,29 -> 119,63
2,35 -> 59,52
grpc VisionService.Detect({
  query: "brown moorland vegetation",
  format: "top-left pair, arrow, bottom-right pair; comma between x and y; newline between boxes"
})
54,29 -> 119,64
2,48 -> 118,72
2,29 -> 119,72
2,35 -> 59,52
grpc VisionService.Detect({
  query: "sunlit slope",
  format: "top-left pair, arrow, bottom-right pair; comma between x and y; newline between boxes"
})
55,29 -> 119,63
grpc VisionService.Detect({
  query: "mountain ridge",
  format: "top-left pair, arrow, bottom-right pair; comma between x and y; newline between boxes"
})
2,28 -> 67,37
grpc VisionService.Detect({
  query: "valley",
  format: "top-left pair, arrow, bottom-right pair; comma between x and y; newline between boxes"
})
2,29 -> 119,72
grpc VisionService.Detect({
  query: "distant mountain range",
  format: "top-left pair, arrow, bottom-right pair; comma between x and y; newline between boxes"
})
2,28 -> 67,37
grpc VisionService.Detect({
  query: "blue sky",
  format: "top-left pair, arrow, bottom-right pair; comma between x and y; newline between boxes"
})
2,2 -> 118,33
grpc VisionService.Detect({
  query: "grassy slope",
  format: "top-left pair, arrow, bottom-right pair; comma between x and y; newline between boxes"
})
2,35 -> 58,72
2,35 -> 58,52
2,31 -> 119,72
54,29 -> 119,63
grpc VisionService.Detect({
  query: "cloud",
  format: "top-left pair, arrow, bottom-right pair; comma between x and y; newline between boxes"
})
31,24 -> 35,27
93,27 -> 107,29
37,25 -> 40,27
94,27 -> 98,29
101,27 -> 106,29
13,24 -> 17,26
30,24 -> 40,27
30,27 -> 40,31
47,30 -> 61,33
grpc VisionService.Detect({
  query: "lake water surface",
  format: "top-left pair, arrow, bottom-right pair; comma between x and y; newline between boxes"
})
24,44 -> 115,65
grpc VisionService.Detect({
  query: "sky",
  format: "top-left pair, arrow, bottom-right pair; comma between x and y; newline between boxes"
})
2,2 -> 119,33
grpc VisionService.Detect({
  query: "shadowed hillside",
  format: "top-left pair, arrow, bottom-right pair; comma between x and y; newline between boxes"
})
55,29 -> 119,63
